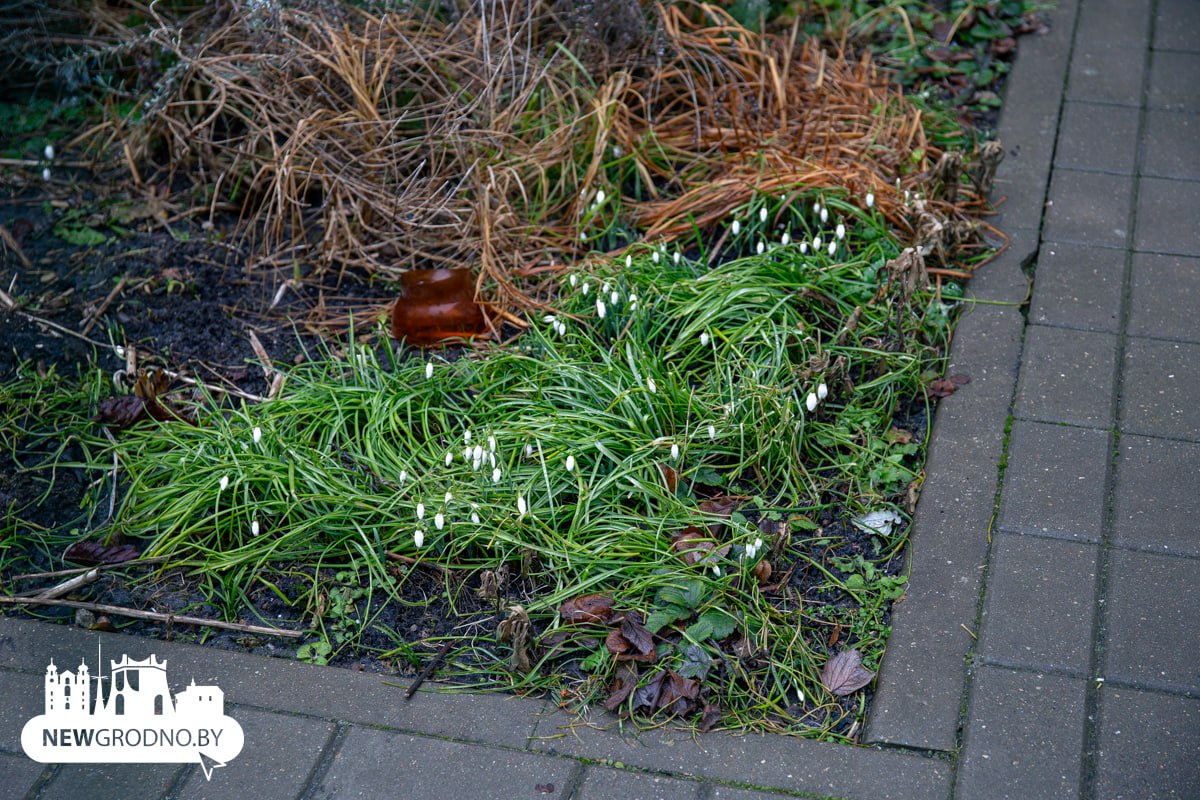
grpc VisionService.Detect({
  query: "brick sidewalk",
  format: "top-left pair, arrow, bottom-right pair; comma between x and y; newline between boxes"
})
3,0 -> 1198,797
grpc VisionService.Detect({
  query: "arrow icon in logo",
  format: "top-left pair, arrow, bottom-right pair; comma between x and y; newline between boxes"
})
197,751 -> 226,781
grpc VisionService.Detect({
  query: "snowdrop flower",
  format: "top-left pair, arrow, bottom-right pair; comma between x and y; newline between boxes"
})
865,192 -> 875,209
732,220 -> 741,236
813,236 -> 822,250
754,536 -> 763,552
434,512 -> 445,530
517,495 -> 527,517
613,145 -> 623,157
582,282 -> 590,295
817,382 -> 828,400
44,144 -> 54,160
580,231 -> 587,242
756,241 -> 765,255
708,424 -> 716,439
218,475 -> 229,491
625,254 -> 632,268
836,223 -> 846,240
463,447 -> 472,462
470,511 -> 481,524
628,293 -> 638,306
251,520 -> 260,536
41,167 -> 51,181
557,321 -> 567,336
543,314 -> 556,325
820,207 -> 829,224
417,502 -> 426,519
596,189 -> 606,205
444,451 -> 453,466
700,331 -> 710,347
525,443 -> 533,457
489,452 -> 496,468
781,232 -> 790,246
759,207 -> 768,223
414,529 -> 425,548
670,442 -> 680,460
473,444 -> 484,462
425,361 -> 434,380
488,435 -> 497,452
610,290 -> 619,305
813,201 -> 821,215
652,250 -> 660,264
712,565 -> 722,577
806,392 -> 821,412
647,377 -> 657,394
673,251 -> 681,265
596,299 -> 607,319
445,490 -> 454,503
252,426 -> 262,444
828,240 -> 837,256
904,189 -> 911,203
492,467 -> 502,483
799,242 -> 809,254
464,430 -> 472,443
566,454 -> 576,472
569,274 -> 578,288
399,470 -> 408,484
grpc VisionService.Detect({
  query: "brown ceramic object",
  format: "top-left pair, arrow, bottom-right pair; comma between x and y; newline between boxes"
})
390,268 -> 486,345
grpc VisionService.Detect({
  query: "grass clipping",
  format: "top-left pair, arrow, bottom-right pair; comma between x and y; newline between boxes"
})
98,0 -> 993,306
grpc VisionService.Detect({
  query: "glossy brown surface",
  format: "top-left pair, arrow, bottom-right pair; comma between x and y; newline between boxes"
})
390,268 -> 486,344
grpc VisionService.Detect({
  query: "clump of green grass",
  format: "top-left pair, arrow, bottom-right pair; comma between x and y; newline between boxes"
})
61,187 -> 949,736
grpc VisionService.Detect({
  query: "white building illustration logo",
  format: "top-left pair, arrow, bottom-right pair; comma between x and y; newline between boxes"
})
21,646 -> 244,780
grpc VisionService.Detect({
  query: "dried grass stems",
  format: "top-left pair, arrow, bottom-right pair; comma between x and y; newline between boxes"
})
75,1 -> 991,316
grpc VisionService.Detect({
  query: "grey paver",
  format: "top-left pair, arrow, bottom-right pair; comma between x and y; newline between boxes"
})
1054,102 -> 1140,174
176,707 -> 335,800
977,533 -> 1098,673
1120,337 -> 1200,441
1142,111 -> 1200,180
1148,50 -> 1200,111
1015,325 -> 1118,427
1029,241 -> 1125,332
0,752 -> 47,800
1113,435 -> 1200,556
1067,40 -> 1146,106
1134,177 -> 1200,256
866,305 -> 1024,752
1096,688 -> 1200,799
530,711 -> 951,800
1074,0 -> 1152,47
1154,0 -> 1200,52
311,728 -> 574,800
1104,550 -> 1200,694
39,763 -> 184,800
1043,169 -> 1133,248
576,766 -> 700,800
998,420 -> 1111,542
0,668 -> 44,756
708,787 -> 788,800
967,227 -> 1035,305
955,666 -> 1088,800
1128,253 -> 1200,342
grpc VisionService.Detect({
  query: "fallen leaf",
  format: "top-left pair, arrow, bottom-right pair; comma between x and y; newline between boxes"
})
496,605 -> 533,674
535,784 -> 555,794
658,671 -> 701,716
885,427 -> 914,445
559,593 -> 615,624
604,628 -> 631,655
94,395 -> 149,429
64,540 -> 140,565
698,495 -> 739,536
631,670 -> 666,713
698,702 -> 722,732
605,662 -> 638,711
752,559 -> 773,585
671,527 -> 730,569
658,463 -> 681,494
821,649 -> 876,696
619,612 -> 655,657
927,374 -> 971,398
391,268 -> 486,345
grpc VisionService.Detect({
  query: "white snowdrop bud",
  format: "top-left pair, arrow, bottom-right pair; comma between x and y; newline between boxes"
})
647,377 -> 657,394
41,167 -> 50,181
865,192 -> 875,209
597,299 -> 607,319
781,232 -> 790,246
471,512 -> 481,524
626,254 -> 632,268
252,426 -> 262,444
754,537 -> 763,551
610,290 -> 619,304
652,251 -> 660,264
525,443 -> 533,457
708,424 -> 716,439
44,144 -> 55,160
820,207 -> 828,223
218,475 -> 229,491
813,236 -> 822,250
613,145 -> 622,157
543,314 -> 556,324
444,450 -> 453,466
445,491 -> 454,503
580,231 -> 587,241
813,201 -> 821,215
492,467 -> 502,483
817,382 -> 828,400
759,207 -> 768,223
399,470 -> 408,483
434,512 -> 445,530
582,282 -> 590,295
674,251 -> 681,265
416,503 -> 425,519
628,293 -> 638,305
517,495 -> 527,516
473,444 -> 484,462
806,392 -> 818,412
463,447 -> 472,462
489,435 -> 497,452
251,520 -> 260,536
596,189 -> 606,205
732,220 -> 741,235
414,529 -> 425,548
671,443 -> 680,460
566,455 -> 576,472
836,223 -> 846,240
712,565 -> 722,577
700,331 -> 710,347
464,430 -> 472,443
800,242 -> 809,254
756,241 -> 765,255
489,452 -> 496,468
569,274 -> 577,287
425,361 -> 434,380
828,240 -> 837,256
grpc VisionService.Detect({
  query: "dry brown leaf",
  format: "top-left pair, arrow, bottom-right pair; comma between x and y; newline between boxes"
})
821,649 -> 876,696
559,593 -> 615,624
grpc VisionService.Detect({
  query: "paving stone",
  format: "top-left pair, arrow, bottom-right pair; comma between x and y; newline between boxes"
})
1154,0 -> 1200,52
576,766 -> 700,800
1104,550 -> 1200,694
1096,688 -> 1200,799
1075,0 -> 1152,47
967,226 -> 1036,305
1015,325 -> 1118,428
1067,40 -> 1146,106
312,728 -> 574,800
0,668 -> 44,756
531,711 -> 951,800
0,618 -> 544,751
956,666 -> 1087,800
1113,435 -> 1200,556
1142,110 -> 1200,180
1043,170 -> 1132,248
0,752 -> 47,800
1054,102 -> 1140,174
977,533 -> 1098,673
1148,50 -> 1200,111
1134,177 -> 1200,256
1128,253 -> 1200,342
175,707 -> 334,800
866,306 -> 1024,752
708,787 -> 789,800
1120,338 -> 1200,441
1029,242 -> 1125,332
39,763 -> 184,800
998,421 -> 1111,542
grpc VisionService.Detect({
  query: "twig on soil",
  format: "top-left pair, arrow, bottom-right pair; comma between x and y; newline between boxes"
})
0,596 -> 304,638
16,568 -> 101,599
164,369 -> 267,403
386,551 -> 452,575
405,638 -> 455,699
80,274 -> 128,336
0,223 -> 33,269
14,557 -> 169,582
